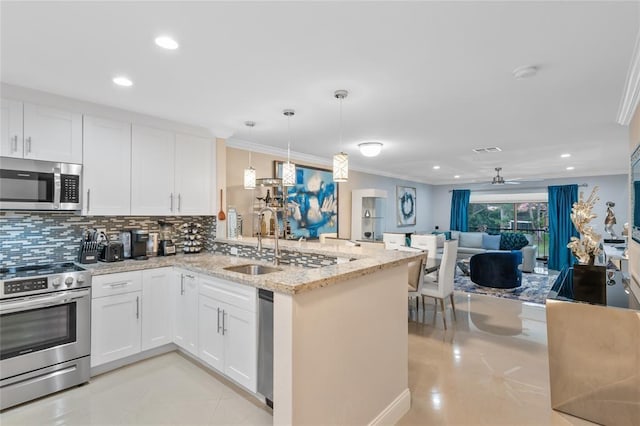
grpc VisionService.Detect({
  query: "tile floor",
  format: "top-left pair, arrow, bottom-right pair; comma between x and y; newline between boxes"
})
2,292 -> 596,425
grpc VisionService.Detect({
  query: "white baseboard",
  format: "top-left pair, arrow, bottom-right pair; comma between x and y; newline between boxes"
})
90,344 -> 176,377
368,388 -> 411,426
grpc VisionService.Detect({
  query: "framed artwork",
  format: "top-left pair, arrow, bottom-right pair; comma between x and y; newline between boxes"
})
397,186 -> 416,226
274,161 -> 338,239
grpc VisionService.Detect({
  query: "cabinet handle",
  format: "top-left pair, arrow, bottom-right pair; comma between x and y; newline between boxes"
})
25,136 -> 31,154
222,310 -> 227,335
136,296 -> 140,319
11,135 -> 18,153
217,307 -> 221,334
185,274 -> 195,279
86,189 -> 91,213
109,282 -> 129,288
170,193 -> 174,212
180,275 -> 185,295
178,194 -> 182,212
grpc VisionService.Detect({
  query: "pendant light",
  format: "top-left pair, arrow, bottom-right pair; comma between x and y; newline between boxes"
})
243,121 -> 256,189
333,90 -> 349,182
282,109 -> 296,186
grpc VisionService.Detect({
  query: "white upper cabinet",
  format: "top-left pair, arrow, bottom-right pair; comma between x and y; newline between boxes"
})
83,116 -> 131,215
131,125 -> 175,215
0,99 -> 23,158
131,126 -> 212,216
174,133 -> 211,215
23,102 -> 82,163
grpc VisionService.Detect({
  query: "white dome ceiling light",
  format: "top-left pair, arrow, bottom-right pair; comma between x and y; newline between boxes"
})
512,65 -> 538,80
112,76 -> 133,87
358,142 -> 383,157
155,36 -> 179,50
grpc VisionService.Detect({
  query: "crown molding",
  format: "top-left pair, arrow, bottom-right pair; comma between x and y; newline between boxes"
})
226,138 -> 432,185
617,30 -> 640,125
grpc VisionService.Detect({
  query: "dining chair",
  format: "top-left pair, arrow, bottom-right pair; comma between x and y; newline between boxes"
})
410,234 -> 439,279
396,246 -> 427,311
383,232 -> 406,248
421,240 -> 458,329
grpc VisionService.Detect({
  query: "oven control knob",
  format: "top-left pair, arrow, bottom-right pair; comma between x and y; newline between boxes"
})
52,277 -> 62,287
65,277 -> 74,286
77,274 -> 86,284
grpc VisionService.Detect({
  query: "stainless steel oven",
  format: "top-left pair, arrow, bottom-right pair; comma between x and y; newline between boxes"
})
0,263 -> 91,410
0,158 -> 82,211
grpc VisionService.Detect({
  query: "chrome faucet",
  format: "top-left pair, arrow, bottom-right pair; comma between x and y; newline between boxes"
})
257,207 -> 281,266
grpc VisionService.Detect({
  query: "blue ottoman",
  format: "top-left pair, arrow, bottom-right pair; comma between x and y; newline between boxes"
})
469,252 -> 522,289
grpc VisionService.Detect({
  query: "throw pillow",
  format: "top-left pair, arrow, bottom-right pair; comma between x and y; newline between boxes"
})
482,234 -> 501,250
500,232 -> 529,250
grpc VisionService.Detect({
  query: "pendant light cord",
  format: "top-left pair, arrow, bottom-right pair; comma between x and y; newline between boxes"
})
339,96 -> 343,152
287,114 -> 291,163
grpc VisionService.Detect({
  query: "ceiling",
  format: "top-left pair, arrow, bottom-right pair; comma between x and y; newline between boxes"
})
1,1 -> 638,185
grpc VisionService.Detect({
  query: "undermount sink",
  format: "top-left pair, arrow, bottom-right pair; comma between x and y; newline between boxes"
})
223,264 -> 282,275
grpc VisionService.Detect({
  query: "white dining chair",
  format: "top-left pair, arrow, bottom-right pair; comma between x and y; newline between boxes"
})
421,240 -> 458,329
393,246 -> 427,311
383,233 -> 406,249
411,234 -> 439,279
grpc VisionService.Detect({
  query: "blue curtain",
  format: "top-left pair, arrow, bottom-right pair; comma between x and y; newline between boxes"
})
548,185 -> 579,271
450,189 -> 470,231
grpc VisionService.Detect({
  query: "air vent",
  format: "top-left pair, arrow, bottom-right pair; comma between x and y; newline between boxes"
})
472,147 -> 502,153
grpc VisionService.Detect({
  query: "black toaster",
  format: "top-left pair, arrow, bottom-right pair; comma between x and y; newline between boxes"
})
99,241 -> 124,262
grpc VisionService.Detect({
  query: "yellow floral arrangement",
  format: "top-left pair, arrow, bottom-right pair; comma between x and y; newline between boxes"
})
567,186 -> 601,265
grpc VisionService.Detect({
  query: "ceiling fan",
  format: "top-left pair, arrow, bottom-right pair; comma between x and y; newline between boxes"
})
491,167 -> 520,185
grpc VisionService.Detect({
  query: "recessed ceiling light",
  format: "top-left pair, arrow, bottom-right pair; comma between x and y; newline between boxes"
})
561,153 -> 571,158
433,165 -> 440,170
112,76 -> 133,87
566,166 -> 575,171
513,65 -> 538,80
454,175 -> 460,179
155,36 -> 179,50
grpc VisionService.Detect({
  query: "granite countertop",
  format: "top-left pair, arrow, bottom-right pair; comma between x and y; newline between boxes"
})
81,238 -> 421,295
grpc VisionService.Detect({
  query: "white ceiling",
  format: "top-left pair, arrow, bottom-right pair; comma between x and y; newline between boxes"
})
1,1 -> 638,185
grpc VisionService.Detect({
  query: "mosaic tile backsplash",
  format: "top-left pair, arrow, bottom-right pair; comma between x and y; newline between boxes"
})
213,242 -> 338,268
0,212 -> 216,267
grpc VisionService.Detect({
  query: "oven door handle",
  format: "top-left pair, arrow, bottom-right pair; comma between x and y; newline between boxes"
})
0,289 -> 90,314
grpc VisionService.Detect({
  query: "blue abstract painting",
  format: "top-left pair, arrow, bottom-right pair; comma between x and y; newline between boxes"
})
275,162 -> 338,239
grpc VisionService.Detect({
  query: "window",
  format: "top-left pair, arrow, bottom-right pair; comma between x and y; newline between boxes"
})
468,202 -> 549,259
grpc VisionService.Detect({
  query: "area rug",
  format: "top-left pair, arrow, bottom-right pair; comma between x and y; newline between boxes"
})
454,271 -> 559,305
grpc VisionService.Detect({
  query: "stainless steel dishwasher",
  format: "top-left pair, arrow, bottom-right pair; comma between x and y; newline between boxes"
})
257,289 -> 274,408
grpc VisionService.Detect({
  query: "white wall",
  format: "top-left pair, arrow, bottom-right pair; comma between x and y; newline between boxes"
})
432,174 -> 629,236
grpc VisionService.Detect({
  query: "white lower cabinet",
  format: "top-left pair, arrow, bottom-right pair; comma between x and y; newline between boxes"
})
91,267 -> 257,393
91,271 -> 143,367
198,276 -> 257,392
141,268 -> 174,351
174,270 -> 199,356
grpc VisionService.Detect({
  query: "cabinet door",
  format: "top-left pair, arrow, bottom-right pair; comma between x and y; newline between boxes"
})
174,271 -> 198,355
83,116 -> 131,215
174,133 -> 212,215
23,102 -> 82,163
131,125 -> 175,215
222,303 -> 257,392
198,294 -> 225,372
0,99 -> 23,158
141,268 -> 173,351
91,292 -> 141,367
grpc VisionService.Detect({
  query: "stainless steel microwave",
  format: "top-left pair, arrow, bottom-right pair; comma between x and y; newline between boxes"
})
0,158 -> 82,211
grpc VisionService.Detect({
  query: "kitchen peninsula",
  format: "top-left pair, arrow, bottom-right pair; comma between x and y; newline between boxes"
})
84,238 -> 420,425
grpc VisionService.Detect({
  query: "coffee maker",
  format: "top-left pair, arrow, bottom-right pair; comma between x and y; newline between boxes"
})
158,221 -> 176,256
130,229 -> 149,260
